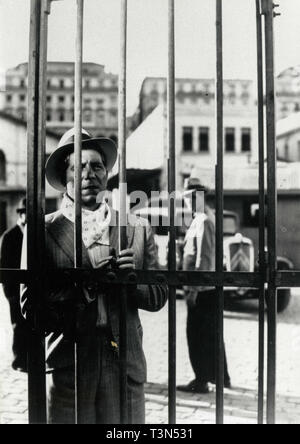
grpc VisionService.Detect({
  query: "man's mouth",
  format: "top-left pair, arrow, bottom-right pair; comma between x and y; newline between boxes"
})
83,185 -> 98,190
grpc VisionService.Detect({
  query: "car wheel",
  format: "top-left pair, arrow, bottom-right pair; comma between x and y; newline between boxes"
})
277,289 -> 291,313
265,288 -> 291,313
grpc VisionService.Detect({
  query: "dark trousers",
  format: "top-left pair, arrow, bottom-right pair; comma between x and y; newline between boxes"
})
8,297 -> 29,370
186,290 -> 230,384
47,331 -> 145,424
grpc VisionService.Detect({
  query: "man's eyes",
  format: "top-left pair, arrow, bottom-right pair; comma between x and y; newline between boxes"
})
69,164 -> 105,171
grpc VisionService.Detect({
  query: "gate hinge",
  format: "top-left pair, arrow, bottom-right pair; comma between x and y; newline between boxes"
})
260,0 -> 281,17
46,0 -> 64,15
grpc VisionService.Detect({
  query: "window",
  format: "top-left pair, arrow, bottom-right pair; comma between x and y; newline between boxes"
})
19,94 -> 25,102
6,94 -> 12,103
178,92 -> 184,104
58,110 -> 65,122
20,79 -> 25,88
97,109 -> 105,125
46,110 -> 52,122
58,95 -> 65,103
0,150 -> 6,183
85,79 -> 90,89
241,128 -> 251,152
18,108 -> 26,120
182,127 -> 193,152
83,109 -> 92,122
284,143 -> 289,160
199,127 -> 209,152
47,96 -> 52,103
59,79 -> 65,88
225,127 -> 235,152
47,79 -> 51,88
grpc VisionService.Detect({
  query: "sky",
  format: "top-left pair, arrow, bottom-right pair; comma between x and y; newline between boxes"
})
0,0 -> 300,115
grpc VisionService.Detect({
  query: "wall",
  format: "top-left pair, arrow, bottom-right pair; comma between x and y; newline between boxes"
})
0,113 -> 60,232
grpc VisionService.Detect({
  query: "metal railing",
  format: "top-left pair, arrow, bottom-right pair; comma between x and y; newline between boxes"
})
0,0 -> 297,425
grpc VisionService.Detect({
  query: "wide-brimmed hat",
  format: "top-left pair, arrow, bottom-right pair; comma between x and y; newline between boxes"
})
45,128 -> 118,191
183,176 -> 209,197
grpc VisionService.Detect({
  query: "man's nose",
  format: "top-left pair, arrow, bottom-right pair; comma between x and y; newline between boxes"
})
82,162 -> 95,179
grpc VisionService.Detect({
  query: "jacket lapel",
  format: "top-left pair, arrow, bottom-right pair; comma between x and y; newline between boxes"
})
47,212 -> 92,268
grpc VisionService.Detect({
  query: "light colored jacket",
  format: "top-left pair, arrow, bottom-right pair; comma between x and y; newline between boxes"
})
183,206 -> 215,303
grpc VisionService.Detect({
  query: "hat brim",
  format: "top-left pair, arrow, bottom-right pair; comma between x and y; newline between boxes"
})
45,137 -> 118,191
183,186 -> 209,197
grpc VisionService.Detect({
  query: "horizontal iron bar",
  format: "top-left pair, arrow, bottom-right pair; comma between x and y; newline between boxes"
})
4,269 -> 300,287
275,271 -> 300,288
0,269 -> 263,287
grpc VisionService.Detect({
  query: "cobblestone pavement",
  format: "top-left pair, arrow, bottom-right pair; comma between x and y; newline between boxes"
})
1,286 -> 300,425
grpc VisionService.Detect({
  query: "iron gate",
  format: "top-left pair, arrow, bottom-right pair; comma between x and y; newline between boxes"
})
1,0 -> 298,425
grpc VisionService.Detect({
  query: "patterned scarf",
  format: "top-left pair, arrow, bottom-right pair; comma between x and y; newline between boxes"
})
60,193 -> 111,249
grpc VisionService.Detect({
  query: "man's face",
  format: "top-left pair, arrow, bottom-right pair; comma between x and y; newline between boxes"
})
66,148 -> 108,210
18,211 -> 27,226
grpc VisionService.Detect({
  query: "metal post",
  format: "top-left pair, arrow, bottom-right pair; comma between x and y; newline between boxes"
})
256,0 -> 266,425
215,0 -> 224,425
26,0 -> 48,424
118,0 -> 128,425
262,0 -> 277,425
168,0 -> 176,425
74,0 -> 84,425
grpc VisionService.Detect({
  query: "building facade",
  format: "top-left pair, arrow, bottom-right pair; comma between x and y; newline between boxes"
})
132,77 -> 257,189
1,62 -> 119,139
277,66 -> 300,120
0,111 -> 60,235
276,112 -> 300,162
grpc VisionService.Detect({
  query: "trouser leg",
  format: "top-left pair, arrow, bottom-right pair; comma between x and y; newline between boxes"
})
95,339 -> 145,424
47,335 -> 100,424
47,333 -> 145,424
187,290 -> 230,383
9,297 -> 29,370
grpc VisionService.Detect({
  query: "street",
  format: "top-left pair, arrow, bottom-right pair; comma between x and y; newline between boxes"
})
1,286 -> 300,424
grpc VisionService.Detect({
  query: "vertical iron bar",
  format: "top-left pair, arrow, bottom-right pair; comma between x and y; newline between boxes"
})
168,0 -> 176,425
74,0 -> 83,268
215,0 -> 224,425
26,0 -> 46,424
256,0 -> 265,425
118,0 -> 128,425
263,0 -> 277,425
74,0 -> 84,425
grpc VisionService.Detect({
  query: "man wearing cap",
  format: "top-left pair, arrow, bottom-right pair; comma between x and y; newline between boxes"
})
21,128 -> 167,424
0,198 -> 28,372
177,176 -> 231,394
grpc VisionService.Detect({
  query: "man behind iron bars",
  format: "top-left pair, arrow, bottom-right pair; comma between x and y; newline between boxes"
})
21,128 -> 167,424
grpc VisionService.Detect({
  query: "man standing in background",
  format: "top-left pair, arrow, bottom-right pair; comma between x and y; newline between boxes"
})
177,176 -> 231,394
0,198 -> 28,372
